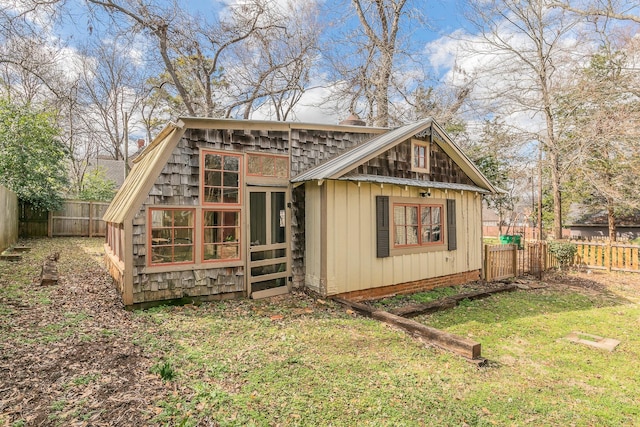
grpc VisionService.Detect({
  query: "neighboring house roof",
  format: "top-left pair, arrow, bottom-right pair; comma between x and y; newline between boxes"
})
568,209 -> 640,227
87,158 -> 126,188
291,118 -> 497,193
482,206 -> 500,222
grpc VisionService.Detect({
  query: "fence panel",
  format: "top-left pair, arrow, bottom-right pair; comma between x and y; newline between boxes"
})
18,201 -> 48,237
574,242 -> 640,272
485,241 -> 558,281
19,200 -> 109,238
51,200 -> 109,237
484,244 -> 517,281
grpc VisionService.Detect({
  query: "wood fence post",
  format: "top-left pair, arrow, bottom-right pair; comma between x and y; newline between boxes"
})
47,211 -> 53,238
538,242 -> 544,279
484,245 -> 490,281
512,244 -> 518,278
89,201 -> 93,238
607,242 -> 612,272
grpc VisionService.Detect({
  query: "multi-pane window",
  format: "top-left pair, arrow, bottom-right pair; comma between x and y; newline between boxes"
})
412,140 -> 429,172
247,154 -> 288,178
393,204 -> 442,247
203,210 -> 240,261
202,152 -> 241,204
149,209 -> 194,265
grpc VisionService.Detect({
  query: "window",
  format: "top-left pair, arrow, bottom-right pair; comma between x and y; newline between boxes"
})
247,154 -> 288,178
203,210 -> 240,261
202,151 -> 241,204
149,209 -> 194,265
393,203 -> 442,247
412,140 -> 429,172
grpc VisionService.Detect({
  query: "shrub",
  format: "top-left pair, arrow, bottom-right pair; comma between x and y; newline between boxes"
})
548,241 -> 577,269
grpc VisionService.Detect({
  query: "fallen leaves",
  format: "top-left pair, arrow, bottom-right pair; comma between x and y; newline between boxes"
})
0,238 -> 169,426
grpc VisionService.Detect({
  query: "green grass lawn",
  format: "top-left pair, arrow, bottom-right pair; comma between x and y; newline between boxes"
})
137,278 -> 640,426
2,238 -> 640,426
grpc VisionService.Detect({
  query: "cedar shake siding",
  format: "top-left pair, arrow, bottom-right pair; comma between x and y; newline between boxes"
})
128,127 -> 379,303
349,138 -> 475,185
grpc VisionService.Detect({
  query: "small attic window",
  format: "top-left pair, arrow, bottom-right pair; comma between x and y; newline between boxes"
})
411,139 -> 430,173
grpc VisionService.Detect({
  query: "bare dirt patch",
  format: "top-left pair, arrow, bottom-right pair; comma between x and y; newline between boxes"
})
0,239 -> 168,426
543,269 -> 640,303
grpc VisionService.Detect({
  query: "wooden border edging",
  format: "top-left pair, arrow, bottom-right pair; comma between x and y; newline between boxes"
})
333,298 -> 482,360
390,284 -> 517,318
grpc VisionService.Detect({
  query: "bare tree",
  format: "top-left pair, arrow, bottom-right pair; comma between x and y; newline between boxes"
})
223,1 -> 319,121
460,0 -> 587,239
77,36 -> 147,160
551,0 -> 640,23
325,0 -> 416,127
0,1 -> 69,101
86,0 -> 318,120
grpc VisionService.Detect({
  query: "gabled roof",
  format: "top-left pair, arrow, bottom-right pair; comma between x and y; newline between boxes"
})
291,118 -> 497,193
103,117 -> 496,225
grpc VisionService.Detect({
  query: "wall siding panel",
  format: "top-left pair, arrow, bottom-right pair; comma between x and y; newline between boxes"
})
324,181 -> 482,296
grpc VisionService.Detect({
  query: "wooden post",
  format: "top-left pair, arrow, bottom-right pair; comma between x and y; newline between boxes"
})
89,201 -> 93,238
47,210 -> 53,238
512,244 -> 518,278
538,241 -> 544,279
484,244 -> 490,281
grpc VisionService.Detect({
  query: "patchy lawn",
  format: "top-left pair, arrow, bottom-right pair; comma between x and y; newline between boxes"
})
1,238 -> 639,426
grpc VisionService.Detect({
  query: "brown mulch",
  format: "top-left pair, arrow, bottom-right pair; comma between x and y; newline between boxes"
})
0,240 -> 168,426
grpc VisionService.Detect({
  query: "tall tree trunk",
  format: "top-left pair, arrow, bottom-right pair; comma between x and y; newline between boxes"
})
607,203 -> 617,242
550,150 -> 563,239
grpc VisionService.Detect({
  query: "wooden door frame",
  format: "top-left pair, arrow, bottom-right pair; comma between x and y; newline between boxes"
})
246,186 -> 291,299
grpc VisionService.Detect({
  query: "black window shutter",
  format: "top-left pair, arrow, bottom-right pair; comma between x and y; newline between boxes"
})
376,196 -> 390,258
447,199 -> 457,251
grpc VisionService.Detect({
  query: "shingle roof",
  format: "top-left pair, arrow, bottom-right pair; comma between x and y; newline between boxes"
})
86,159 -> 126,188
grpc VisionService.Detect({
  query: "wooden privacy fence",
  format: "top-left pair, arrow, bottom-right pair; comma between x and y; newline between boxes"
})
574,242 -> 640,272
484,242 -> 558,281
19,200 -> 109,238
484,244 -> 517,281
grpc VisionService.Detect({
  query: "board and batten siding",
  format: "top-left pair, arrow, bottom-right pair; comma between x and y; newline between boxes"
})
308,180 -> 482,295
304,183 -> 323,294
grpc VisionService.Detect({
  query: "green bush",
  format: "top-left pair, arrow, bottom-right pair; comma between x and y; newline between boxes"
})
548,241 -> 577,269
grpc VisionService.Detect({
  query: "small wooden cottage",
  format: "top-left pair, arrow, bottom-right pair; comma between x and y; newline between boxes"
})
103,117 -> 496,308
